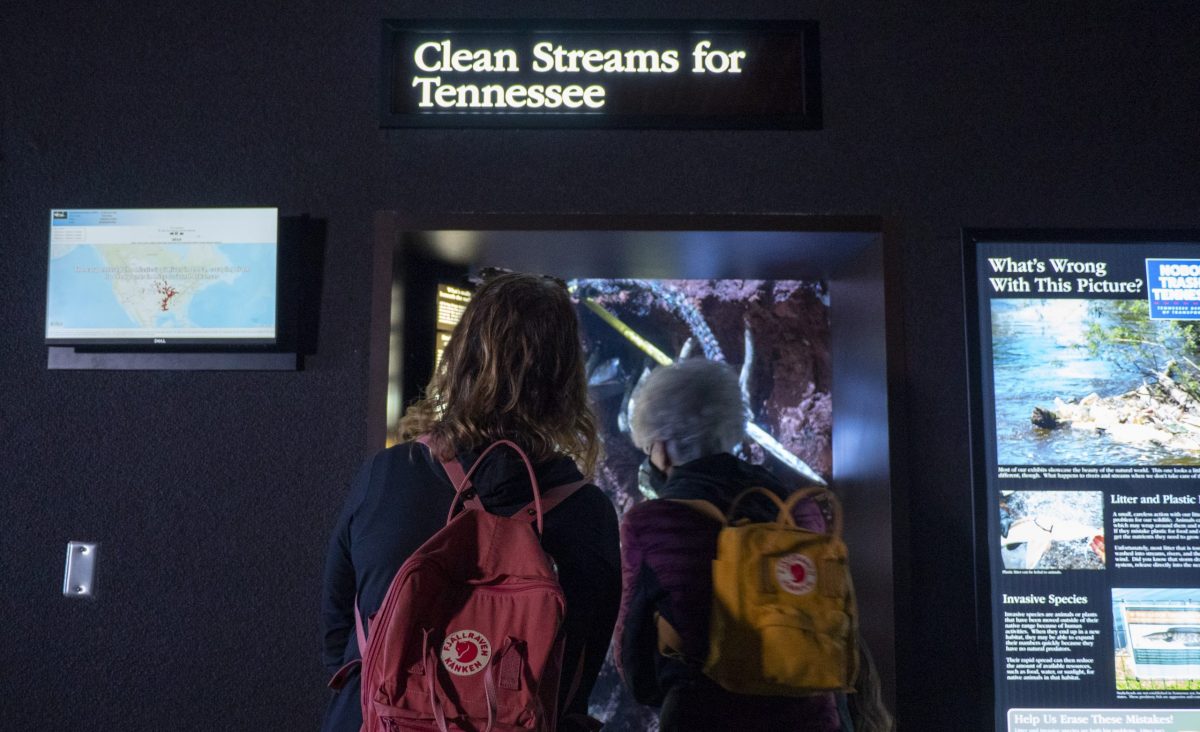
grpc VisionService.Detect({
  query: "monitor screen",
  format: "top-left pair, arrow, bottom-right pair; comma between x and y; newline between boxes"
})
45,208 -> 278,345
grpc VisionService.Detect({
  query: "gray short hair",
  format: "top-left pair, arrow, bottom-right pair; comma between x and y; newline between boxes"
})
630,358 -> 748,465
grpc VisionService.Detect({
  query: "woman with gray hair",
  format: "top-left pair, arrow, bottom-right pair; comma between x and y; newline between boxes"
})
614,358 -> 841,731
630,357 -> 749,487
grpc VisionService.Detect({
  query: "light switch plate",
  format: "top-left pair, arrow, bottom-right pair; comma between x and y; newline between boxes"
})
63,541 -> 98,598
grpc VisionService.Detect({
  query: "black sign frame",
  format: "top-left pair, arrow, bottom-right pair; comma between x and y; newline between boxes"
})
380,19 -> 821,129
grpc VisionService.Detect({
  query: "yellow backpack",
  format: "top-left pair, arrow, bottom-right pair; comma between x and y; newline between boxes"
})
662,486 -> 859,696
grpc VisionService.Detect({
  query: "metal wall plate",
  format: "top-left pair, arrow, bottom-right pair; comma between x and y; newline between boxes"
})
63,541 -> 98,598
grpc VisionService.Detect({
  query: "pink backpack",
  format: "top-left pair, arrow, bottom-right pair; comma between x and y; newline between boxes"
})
345,438 -> 586,732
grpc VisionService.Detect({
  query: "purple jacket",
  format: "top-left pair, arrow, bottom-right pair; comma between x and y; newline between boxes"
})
614,452 -> 840,731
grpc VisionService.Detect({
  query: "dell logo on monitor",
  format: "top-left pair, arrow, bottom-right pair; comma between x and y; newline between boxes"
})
153,338 -> 167,344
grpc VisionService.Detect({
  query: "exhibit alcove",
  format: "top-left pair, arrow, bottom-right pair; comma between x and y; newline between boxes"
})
367,215 -> 902,728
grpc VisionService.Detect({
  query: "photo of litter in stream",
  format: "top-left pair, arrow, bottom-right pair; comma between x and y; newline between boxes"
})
991,299 -> 1200,466
570,278 -> 832,729
998,491 -> 1104,571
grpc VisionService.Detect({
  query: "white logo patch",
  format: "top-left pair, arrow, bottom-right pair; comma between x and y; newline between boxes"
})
776,554 -> 817,595
440,629 -> 492,676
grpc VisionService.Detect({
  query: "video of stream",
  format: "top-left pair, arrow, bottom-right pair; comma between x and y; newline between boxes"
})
998,491 -> 1104,571
991,299 -> 1200,467
571,278 -> 832,728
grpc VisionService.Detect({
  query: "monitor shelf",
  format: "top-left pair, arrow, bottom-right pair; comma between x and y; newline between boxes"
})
47,347 -> 297,371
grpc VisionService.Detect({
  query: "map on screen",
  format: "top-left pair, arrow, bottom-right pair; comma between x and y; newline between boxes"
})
45,209 -> 277,345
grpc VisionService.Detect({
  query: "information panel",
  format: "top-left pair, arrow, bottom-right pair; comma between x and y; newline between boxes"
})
381,21 -> 820,128
435,283 -> 471,367
967,234 -> 1200,732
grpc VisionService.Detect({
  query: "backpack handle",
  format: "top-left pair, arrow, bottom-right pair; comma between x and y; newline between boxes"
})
726,486 -> 844,537
726,487 -> 794,526
417,434 -> 472,493
451,440 -> 547,534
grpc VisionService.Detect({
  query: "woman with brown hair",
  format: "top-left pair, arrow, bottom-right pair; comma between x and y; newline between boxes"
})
320,272 -> 620,732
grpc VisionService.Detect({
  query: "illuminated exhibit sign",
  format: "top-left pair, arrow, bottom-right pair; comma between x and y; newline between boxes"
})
435,283 -> 471,367
965,232 -> 1200,732
381,21 -> 820,128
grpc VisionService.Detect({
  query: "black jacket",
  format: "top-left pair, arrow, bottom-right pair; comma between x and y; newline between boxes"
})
320,441 -> 621,732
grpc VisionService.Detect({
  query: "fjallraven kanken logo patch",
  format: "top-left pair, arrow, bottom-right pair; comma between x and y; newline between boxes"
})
775,553 -> 816,595
441,629 -> 492,676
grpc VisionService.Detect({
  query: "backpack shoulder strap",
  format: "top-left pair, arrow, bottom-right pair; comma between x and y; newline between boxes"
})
416,435 -> 485,516
420,435 -> 587,526
327,595 -> 368,690
513,478 -> 589,523
415,434 -> 471,492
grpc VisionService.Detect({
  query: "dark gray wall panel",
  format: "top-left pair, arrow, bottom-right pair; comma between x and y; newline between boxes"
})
2,2 -> 1198,729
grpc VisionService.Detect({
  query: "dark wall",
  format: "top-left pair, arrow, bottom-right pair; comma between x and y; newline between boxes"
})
2,2 -> 1197,729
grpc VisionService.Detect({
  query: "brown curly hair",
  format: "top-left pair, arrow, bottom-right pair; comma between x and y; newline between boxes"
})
398,271 -> 600,474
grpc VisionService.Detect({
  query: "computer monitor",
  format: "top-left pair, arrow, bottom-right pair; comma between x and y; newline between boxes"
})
45,208 -> 278,346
